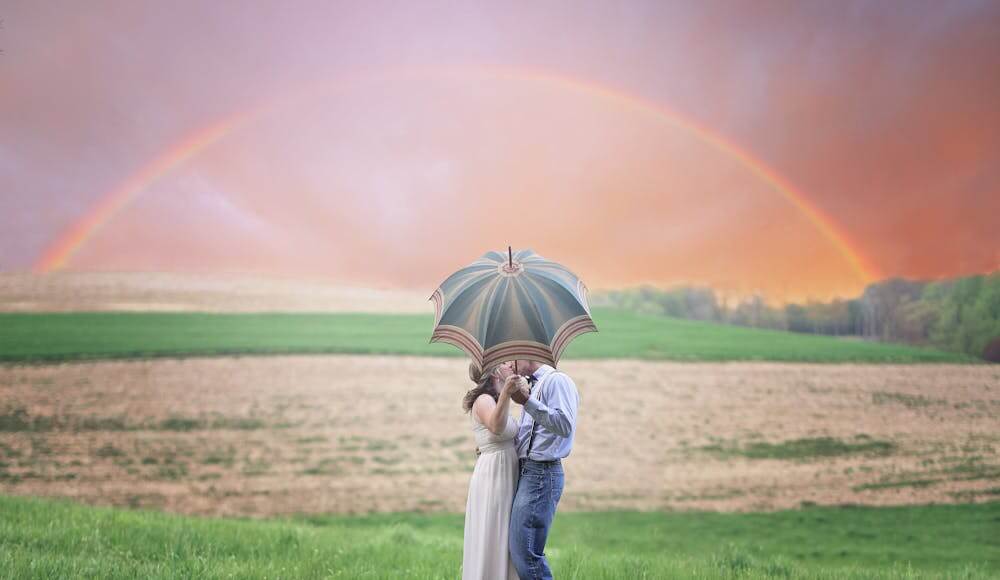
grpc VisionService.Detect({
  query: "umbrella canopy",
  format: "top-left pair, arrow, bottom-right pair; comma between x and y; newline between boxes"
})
429,248 -> 597,371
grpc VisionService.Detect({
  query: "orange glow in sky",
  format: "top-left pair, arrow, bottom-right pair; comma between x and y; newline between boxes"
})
3,2 -> 998,300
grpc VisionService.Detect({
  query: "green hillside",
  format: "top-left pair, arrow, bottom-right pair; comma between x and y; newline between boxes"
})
0,308 -> 974,364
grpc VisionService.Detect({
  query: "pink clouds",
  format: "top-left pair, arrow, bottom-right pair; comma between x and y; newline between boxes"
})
2,1 -> 997,297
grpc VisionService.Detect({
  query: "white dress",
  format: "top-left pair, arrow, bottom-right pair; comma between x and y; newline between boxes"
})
462,410 -> 521,580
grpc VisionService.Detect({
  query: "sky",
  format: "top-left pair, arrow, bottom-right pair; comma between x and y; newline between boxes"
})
2,0 -> 998,300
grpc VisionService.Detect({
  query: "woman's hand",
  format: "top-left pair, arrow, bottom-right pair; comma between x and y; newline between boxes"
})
503,375 -> 530,404
501,374 -> 521,394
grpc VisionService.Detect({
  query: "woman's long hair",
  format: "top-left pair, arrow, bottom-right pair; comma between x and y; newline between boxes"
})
462,362 -> 498,412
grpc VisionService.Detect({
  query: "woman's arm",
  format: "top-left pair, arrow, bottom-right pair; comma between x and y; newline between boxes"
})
473,377 -> 519,435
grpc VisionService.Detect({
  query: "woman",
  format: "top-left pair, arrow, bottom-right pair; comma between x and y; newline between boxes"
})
462,361 -> 526,580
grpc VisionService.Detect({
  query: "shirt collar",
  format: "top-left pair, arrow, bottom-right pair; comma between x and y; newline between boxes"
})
531,364 -> 555,383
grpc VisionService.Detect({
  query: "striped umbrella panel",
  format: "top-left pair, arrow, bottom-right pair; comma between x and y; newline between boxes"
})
430,249 -> 597,369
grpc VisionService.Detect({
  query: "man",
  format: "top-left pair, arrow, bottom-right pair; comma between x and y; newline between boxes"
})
506,358 -> 580,580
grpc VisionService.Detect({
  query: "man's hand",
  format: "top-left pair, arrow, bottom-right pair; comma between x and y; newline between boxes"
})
503,375 -> 530,404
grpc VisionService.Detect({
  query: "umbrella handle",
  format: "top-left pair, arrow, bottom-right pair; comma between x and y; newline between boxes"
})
508,246 -> 517,376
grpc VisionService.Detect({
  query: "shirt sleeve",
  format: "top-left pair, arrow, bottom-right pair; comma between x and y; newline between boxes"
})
524,372 -> 578,438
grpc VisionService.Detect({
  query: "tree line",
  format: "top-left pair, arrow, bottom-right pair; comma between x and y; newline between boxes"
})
595,272 -> 1000,361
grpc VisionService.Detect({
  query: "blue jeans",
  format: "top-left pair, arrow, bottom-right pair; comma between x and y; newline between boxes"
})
509,459 -> 564,580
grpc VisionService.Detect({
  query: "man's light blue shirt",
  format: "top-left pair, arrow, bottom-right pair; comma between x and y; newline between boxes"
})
515,364 -> 579,461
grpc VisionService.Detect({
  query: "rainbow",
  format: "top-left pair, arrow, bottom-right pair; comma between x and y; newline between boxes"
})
34,114 -> 248,273
34,66 -> 880,282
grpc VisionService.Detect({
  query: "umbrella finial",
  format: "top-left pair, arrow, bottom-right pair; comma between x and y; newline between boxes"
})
508,245 -> 513,268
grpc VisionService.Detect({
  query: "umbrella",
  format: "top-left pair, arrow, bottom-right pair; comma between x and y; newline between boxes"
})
429,247 -> 597,372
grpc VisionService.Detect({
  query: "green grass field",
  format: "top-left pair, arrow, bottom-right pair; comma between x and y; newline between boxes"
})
0,496 -> 995,579
0,308 -> 974,364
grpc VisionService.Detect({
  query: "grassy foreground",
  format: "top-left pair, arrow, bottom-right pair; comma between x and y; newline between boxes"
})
0,308 -> 973,364
0,496 -> 996,579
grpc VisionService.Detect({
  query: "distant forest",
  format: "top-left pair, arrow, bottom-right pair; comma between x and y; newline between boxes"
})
595,272 -> 1000,361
